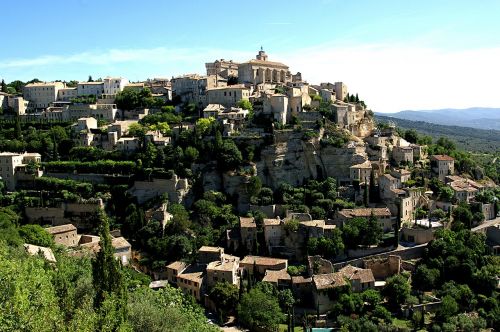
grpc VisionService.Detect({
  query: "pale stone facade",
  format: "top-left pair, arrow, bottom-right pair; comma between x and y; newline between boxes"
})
77,81 -> 104,97
103,77 -> 129,95
238,49 -> 291,85
45,224 -> 78,247
0,152 -> 42,191
205,59 -> 239,79
430,155 -> 454,181
206,84 -> 251,107
206,254 -> 240,288
23,82 -> 65,109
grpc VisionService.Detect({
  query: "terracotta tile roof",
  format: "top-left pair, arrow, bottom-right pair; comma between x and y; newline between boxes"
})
262,268 -> 291,283
45,224 -> 76,234
240,216 -> 256,228
339,265 -> 375,283
241,255 -> 288,267
111,237 -> 131,250
349,160 -> 372,169
300,220 -> 325,228
178,266 -> 204,283
166,261 -> 188,272
246,59 -> 289,68
313,272 -> 347,290
431,154 -> 454,161
338,208 -> 391,218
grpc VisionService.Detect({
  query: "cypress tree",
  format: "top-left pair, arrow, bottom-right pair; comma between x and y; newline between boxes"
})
14,116 -> 22,139
92,210 -> 127,329
1,79 -> 7,93
363,183 -> 369,207
369,169 -> 377,203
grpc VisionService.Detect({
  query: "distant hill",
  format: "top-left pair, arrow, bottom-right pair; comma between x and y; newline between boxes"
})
375,114 -> 500,153
377,108 -> 500,130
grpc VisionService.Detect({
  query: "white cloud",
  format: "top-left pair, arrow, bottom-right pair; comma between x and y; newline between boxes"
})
2,44 -> 499,112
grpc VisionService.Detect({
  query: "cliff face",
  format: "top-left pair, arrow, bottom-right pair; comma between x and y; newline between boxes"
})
256,133 -> 369,189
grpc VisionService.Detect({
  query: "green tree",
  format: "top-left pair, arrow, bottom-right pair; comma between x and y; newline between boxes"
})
0,242 -> 63,331
217,140 -> 242,171
238,285 -> 285,331
92,210 -> 128,331
208,282 -> 239,320
237,99 -> 253,111
1,79 -> 7,93
382,274 -> 411,310
18,224 -> 55,247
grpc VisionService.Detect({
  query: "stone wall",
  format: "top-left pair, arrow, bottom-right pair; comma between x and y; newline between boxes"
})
363,255 -> 401,280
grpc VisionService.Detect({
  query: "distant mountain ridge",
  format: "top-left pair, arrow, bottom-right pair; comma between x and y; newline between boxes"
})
377,107 -> 500,130
375,114 -> 500,153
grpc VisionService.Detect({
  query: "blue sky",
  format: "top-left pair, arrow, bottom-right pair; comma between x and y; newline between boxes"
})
2,0 -> 500,112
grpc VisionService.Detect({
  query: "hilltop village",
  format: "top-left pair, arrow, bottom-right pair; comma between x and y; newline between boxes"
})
0,49 -> 499,331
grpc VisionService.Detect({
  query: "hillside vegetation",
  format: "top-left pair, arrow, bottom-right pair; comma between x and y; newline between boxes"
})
375,115 -> 500,153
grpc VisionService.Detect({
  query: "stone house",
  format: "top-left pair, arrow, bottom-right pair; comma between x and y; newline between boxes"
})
165,261 -> 188,285
0,151 -> 42,191
239,216 -> 257,252
197,246 -> 224,265
45,224 -> 78,247
349,160 -> 372,184
430,155 -> 454,181
313,265 -> 375,314
263,218 -> 283,252
392,146 -> 414,164
262,268 -> 291,289
206,84 -> 251,107
177,265 -> 205,301
206,254 -> 240,288
334,208 -> 394,232
240,255 -> 288,276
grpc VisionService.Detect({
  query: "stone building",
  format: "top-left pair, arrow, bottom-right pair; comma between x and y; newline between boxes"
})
206,254 -> 240,288
205,59 -> 239,79
165,261 -> 188,285
392,146 -> 414,164
430,155 -> 454,181
206,84 -> 251,107
177,265 -> 205,301
77,81 -> 104,97
238,48 -> 291,86
197,246 -> 224,265
45,224 -> 78,247
239,216 -> 257,252
23,81 -> 65,109
240,255 -> 288,276
313,265 -> 375,314
334,208 -> 394,232
0,152 -> 42,191
171,74 -> 225,106
263,218 -> 283,252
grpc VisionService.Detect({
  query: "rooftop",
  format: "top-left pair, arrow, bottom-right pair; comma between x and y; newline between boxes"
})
111,236 -> 131,250
45,224 -> 77,234
262,268 -> 291,283
263,218 -> 281,226
339,265 -> 375,284
206,254 -> 239,272
240,216 -> 256,228
431,154 -> 454,161
338,207 -> 391,218
198,245 -> 223,253
241,255 -> 288,266
313,272 -> 347,290
166,261 -> 188,272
